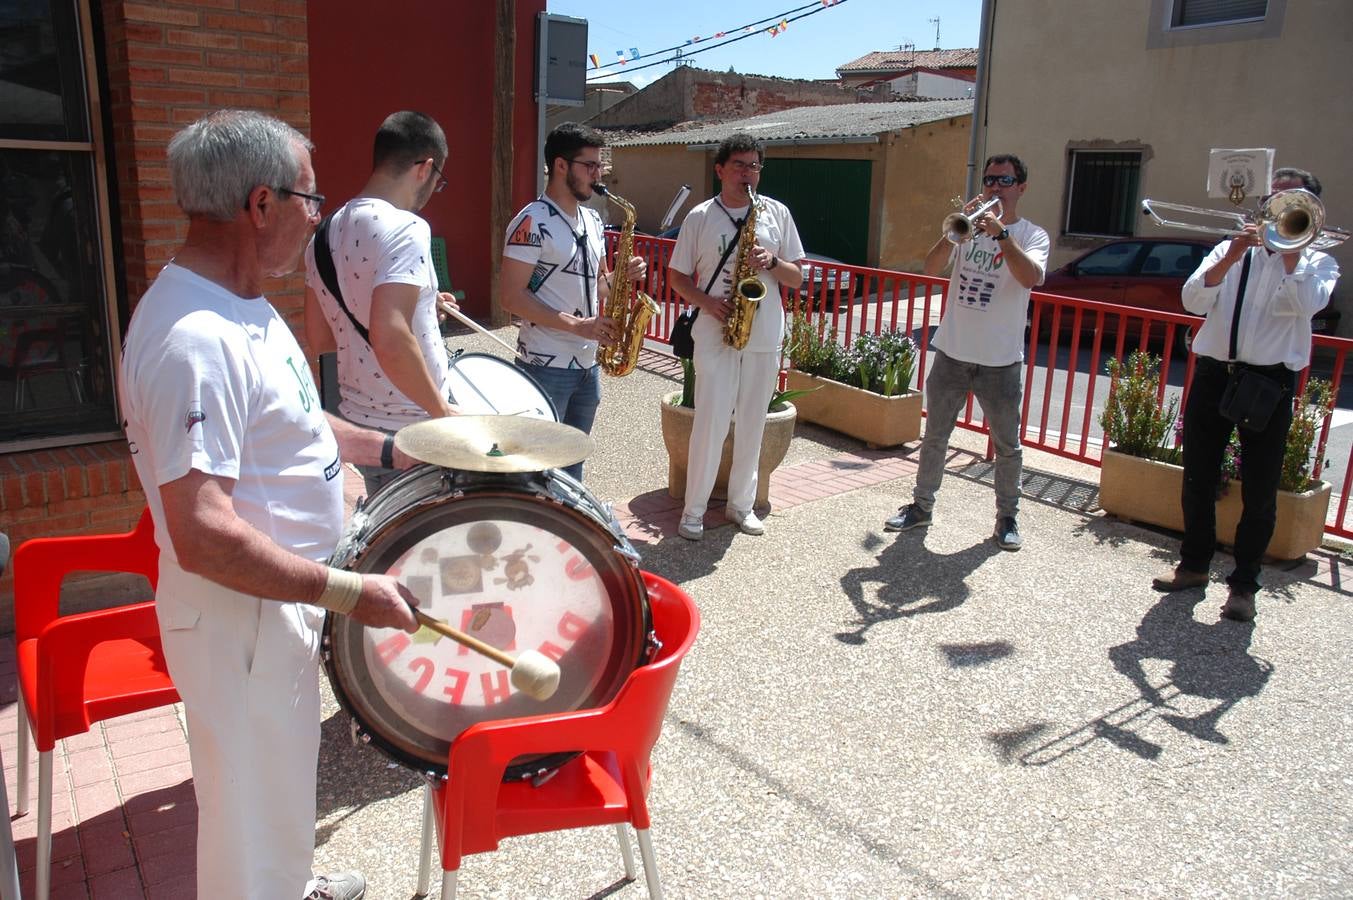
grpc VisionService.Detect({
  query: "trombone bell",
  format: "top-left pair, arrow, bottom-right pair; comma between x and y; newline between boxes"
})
1141,188 -> 1341,253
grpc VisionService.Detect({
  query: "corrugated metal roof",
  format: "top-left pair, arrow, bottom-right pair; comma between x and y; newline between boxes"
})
838,48 -> 980,73
610,100 -> 972,148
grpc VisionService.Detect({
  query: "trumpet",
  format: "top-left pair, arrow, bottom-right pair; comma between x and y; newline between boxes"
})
1141,188 -> 1348,253
943,195 -> 1004,244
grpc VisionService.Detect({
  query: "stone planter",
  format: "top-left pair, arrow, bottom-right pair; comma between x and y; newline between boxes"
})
659,390 -> 796,507
1098,447 -> 1333,561
784,369 -> 922,448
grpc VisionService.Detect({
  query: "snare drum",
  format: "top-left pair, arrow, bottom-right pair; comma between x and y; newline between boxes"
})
323,465 -> 651,779
446,351 -> 556,421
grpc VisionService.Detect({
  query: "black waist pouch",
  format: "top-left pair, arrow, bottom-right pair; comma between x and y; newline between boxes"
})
1219,367 -> 1284,432
670,308 -> 698,359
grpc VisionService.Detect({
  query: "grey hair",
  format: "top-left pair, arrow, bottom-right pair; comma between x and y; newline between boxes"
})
168,110 -> 313,221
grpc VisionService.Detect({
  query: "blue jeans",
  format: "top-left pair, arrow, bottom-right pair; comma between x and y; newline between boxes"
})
913,349 -> 1024,519
516,362 -> 601,481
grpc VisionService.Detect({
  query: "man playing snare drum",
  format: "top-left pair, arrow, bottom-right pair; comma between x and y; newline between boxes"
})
304,110 -> 463,496
120,110 -> 420,900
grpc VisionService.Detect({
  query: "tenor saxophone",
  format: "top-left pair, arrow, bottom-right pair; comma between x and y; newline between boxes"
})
723,185 -> 766,350
593,184 -> 660,377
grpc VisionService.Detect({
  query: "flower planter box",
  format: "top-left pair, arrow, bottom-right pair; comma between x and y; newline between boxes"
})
784,369 -> 922,448
659,390 -> 795,507
1099,448 -> 1332,561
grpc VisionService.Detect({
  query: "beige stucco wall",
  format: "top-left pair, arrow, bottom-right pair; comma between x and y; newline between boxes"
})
604,145 -> 710,234
878,114 -> 972,271
980,0 -> 1351,325
607,117 -> 969,270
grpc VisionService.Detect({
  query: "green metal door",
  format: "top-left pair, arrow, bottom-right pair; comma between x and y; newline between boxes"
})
755,158 -> 871,265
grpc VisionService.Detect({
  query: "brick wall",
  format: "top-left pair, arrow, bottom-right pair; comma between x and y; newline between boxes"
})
0,2 -> 313,606
101,0 -> 311,329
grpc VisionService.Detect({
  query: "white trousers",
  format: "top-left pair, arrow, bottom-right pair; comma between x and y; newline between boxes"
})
158,575 -> 323,899
682,337 -> 780,519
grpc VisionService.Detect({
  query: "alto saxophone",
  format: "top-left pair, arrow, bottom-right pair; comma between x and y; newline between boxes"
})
593,184 -> 660,377
723,185 -> 766,350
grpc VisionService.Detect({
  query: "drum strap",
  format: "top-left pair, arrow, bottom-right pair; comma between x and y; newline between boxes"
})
314,211 -> 372,346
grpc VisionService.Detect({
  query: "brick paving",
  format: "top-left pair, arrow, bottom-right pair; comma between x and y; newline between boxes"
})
0,438 -> 929,899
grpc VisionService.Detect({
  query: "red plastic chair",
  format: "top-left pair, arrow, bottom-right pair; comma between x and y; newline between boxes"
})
414,572 -> 700,899
11,508 -> 179,900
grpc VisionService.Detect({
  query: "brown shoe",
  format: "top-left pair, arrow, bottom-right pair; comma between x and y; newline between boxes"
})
1220,588 -> 1256,622
1150,566 -> 1209,592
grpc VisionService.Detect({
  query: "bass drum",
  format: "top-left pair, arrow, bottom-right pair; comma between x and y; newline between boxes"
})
323,465 -> 651,780
446,351 -> 556,421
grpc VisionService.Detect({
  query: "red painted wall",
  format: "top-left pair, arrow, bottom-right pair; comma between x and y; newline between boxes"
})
307,1 -> 545,319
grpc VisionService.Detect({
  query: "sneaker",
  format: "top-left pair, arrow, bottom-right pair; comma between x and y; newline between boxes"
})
677,515 -> 704,541
726,507 -> 765,535
883,503 -> 932,532
1151,566 -> 1209,593
994,516 -> 1022,551
306,873 -> 366,900
1220,587 -> 1257,622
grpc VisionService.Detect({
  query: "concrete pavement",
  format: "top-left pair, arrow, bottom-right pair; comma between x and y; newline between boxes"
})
3,326 -> 1351,898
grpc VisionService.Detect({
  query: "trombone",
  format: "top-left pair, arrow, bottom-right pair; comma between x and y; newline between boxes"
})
1141,188 -> 1349,253
943,196 -> 1003,244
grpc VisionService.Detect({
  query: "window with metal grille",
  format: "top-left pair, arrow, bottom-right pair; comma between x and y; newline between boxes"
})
1172,0 -> 1268,27
1065,151 -> 1143,238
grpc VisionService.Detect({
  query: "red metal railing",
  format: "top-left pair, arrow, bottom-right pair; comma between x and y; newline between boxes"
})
612,233 -> 1353,540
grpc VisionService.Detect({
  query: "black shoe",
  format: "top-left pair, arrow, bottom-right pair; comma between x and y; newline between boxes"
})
884,503 -> 932,532
1151,567 -> 1210,593
1220,588 -> 1256,622
994,516 -> 1021,551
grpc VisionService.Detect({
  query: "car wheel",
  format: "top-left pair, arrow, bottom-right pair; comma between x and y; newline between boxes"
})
1173,323 -> 1195,356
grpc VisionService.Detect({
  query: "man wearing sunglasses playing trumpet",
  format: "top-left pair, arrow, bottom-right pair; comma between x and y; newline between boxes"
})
885,154 -> 1049,551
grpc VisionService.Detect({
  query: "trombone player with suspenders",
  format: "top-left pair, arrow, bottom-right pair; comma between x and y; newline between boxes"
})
1151,167 -> 1342,622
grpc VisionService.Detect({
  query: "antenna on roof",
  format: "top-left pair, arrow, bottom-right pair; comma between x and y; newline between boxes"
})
929,17 -> 940,50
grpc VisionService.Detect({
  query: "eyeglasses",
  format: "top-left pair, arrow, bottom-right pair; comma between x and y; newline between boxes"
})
429,159 -> 447,193
727,160 -> 764,172
277,186 -> 325,216
982,174 -> 1019,187
568,159 -> 603,175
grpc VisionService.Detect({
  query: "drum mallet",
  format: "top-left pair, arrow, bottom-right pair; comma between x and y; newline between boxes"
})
411,608 -> 561,701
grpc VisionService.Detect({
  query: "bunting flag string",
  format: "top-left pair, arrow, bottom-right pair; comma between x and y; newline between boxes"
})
586,0 -> 849,80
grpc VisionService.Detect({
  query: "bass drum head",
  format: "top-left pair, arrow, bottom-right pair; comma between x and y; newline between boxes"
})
446,352 -> 557,421
324,473 -> 648,780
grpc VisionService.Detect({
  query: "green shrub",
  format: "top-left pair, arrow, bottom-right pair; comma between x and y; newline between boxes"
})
1100,350 -> 1180,461
786,310 -> 917,396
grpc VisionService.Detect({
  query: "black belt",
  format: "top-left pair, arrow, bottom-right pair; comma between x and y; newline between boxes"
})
1198,356 -> 1291,377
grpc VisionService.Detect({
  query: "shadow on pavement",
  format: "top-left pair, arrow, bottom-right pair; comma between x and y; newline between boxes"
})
834,530 -> 1003,645
1008,589 -> 1272,766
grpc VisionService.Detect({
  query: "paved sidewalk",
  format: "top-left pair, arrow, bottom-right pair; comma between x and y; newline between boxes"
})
3,333 -> 1351,899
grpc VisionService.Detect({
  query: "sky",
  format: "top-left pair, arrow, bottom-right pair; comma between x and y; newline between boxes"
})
547,0 -> 983,88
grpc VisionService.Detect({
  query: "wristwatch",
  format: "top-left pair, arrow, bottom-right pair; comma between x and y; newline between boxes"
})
994,228 -> 1010,242
380,433 -> 395,469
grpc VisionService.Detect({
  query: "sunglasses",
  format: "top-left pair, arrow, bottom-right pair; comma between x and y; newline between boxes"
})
982,174 -> 1019,187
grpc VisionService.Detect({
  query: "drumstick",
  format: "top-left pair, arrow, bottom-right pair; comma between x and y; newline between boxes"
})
440,303 -> 530,362
411,608 -> 560,701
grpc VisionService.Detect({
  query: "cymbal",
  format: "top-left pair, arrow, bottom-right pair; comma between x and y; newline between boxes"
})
394,416 -> 594,473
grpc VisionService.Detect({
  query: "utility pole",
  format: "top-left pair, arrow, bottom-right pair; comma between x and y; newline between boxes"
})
929,16 -> 940,49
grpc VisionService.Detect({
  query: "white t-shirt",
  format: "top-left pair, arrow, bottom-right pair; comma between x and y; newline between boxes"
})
304,198 -> 450,428
931,218 -> 1050,366
502,197 -> 606,368
120,263 -> 344,615
669,194 -> 805,353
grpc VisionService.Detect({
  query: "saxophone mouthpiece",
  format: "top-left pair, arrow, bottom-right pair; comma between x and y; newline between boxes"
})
592,183 -> 609,196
